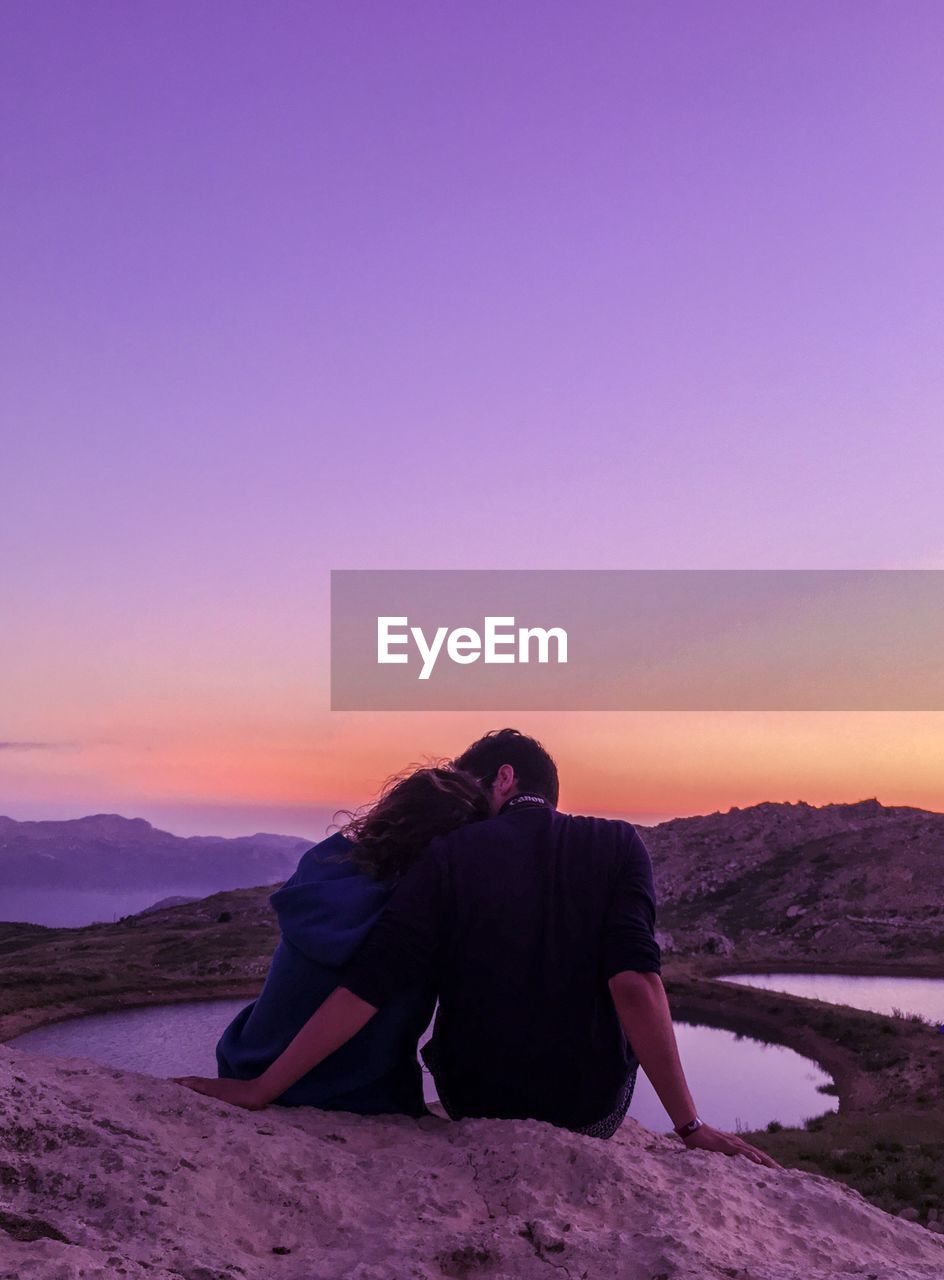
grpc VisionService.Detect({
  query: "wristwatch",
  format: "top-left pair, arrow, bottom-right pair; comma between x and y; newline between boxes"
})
674,1115 -> 704,1140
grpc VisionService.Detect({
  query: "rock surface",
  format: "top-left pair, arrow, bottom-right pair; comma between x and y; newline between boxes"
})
2,1047 -> 942,1280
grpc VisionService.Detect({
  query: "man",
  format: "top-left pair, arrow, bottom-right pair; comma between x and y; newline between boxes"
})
180,729 -> 775,1166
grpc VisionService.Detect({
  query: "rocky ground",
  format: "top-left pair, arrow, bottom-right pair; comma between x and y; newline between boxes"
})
2,1045 -> 943,1280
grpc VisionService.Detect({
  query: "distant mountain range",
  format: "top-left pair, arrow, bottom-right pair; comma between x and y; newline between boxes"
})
3,801 -> 942,965
640,798 -> 944,962
0,814 -> 313,891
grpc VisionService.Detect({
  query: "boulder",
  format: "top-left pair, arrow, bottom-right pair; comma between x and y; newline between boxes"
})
1,1047 -> 942,1279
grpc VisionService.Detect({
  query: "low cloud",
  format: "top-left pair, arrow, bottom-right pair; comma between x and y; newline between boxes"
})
0,741 -> 77,752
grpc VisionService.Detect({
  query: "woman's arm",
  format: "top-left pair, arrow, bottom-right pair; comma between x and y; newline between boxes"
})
175,987 -> 377,1109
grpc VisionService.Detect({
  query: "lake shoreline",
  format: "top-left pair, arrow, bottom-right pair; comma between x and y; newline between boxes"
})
705,957 -> 944,980
2,893 -> 942,1102
2,958 -> 937,1118
5,956 -> 942,1055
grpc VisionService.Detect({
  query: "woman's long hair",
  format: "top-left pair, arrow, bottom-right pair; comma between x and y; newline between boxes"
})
338,763 -> 490,881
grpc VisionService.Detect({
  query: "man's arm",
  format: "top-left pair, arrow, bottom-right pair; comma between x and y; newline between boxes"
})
603,828 -> 777,1167
176,844 -> 448,1109
610,970 -> 777,1167
340,841 -> 448,1010
176,987 -> 377,1108
608,971 -> 695,1127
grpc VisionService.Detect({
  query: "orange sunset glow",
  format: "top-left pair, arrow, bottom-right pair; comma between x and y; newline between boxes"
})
3,710 -> 941,836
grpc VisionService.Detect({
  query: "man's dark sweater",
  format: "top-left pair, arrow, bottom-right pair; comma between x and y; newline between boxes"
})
342,796 -> 661,1132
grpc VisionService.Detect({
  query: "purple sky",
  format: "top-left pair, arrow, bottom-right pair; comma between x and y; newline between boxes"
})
2,3 -> 943,833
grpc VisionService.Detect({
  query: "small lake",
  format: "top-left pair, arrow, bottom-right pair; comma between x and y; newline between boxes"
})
720,973 -> 944,1024
8,1000 -> 836,1134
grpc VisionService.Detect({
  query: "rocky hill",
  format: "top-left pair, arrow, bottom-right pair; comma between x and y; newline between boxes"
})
2,1045 -> 942,1280
641,799 -> 944,963
2,799 -> 941,962
0,814 -> 311,891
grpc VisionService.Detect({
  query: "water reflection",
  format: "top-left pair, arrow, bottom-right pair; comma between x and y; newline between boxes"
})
9,999 -> 836,1134
720,973 -> 944,1023
630,1021 -> 835,1133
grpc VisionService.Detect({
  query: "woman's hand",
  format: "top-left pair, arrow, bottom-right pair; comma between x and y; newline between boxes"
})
682,1122 -> 779,1168
173,1075 -> 271,1110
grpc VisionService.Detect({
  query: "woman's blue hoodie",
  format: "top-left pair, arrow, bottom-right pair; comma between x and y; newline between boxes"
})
216,832 -> 433,1114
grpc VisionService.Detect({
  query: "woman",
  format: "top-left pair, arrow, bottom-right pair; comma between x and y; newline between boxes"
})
212,765 -> 489,1116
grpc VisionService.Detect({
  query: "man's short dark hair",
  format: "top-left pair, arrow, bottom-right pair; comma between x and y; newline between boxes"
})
453,728 -> 560,807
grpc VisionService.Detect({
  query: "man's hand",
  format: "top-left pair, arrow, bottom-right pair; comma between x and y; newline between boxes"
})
173,1076 -> 270,1110
682,1122 -> 779,1168
171,989 -> 377,1112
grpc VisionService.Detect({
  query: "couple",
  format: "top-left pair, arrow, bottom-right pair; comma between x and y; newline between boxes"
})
178,728 -> 774,1167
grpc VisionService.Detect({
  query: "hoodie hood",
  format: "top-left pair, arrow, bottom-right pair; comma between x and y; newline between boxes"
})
269,832 -> 391,967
